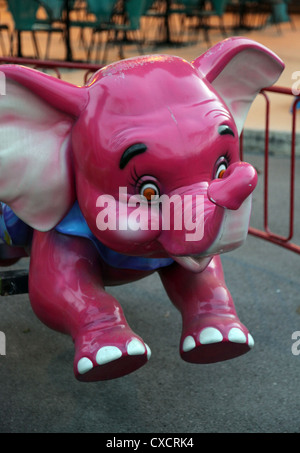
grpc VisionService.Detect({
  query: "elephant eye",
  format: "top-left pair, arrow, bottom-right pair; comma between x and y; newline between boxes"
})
140,182 -> 160,202
216,163 -> 227,179
214,156 -> 229,179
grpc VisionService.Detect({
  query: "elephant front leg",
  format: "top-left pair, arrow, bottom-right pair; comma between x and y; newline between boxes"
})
29,230 -> 150,382
159,256 -> 254,364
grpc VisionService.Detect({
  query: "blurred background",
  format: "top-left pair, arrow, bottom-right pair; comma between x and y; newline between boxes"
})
0,1 -> 299,129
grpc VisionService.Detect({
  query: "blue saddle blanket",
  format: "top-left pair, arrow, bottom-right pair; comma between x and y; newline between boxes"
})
55,202 -> 174,271
0,202 -> 32,246
0,202 -> 173,271
0,202 -> 174,271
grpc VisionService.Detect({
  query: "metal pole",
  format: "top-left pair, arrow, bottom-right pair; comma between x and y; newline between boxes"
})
64,0 -> 73,61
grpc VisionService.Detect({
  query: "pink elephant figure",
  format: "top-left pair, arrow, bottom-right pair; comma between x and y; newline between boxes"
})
0,37 -> 284,381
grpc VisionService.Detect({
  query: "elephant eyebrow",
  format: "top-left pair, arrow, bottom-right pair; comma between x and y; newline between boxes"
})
218,125 -> 235,137
119,143 -> 147,169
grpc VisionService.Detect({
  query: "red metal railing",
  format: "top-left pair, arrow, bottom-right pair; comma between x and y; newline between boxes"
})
0,56 -> 102,83
0,57 -> 299,253
241,86 -> 300,254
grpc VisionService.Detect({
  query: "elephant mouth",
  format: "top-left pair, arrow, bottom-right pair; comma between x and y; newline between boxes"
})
170,254 -> 212,273
205,195 -> 252,256
170,195 -> 253,273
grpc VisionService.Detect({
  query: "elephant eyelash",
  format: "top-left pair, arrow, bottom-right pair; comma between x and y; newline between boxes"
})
224,151 -> 231,164
129,166 -> 141,188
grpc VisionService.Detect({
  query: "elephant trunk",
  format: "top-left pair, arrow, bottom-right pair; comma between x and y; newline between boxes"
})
159,162 -> 257,272
208,162 -> 257,210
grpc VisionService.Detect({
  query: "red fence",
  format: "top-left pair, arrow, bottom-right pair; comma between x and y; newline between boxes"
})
0,56 -> 102,82
240,86 -> 300,254
0,56 -> 299,254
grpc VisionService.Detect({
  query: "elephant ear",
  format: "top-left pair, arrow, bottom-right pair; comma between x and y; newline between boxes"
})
0,66 -> 88,231
192,37 -> 284,135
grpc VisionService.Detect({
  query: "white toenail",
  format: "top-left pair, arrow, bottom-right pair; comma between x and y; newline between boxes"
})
228,328 -> 247,343
127,338 -> 146,356
96,346 -> 122,365
145,344 -> 151,360
77,357 -> 93,375
199,327 -> 223,344
248,333 -> 255,348
182,336 -> 196,352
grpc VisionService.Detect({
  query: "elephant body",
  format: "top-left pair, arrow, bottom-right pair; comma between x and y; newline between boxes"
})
0,38 -> 284,381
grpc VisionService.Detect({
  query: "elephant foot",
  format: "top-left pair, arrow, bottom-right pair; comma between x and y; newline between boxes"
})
180,315 -> 254,364
73,326 -> 151,382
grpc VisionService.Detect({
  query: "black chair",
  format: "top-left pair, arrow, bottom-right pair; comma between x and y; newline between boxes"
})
7,0 -> 65,58
142,0 -> 168,45
0,9 -> 9,56
85,0 -> 118,62
35,0 -> 65,59
264,0 -> 295,32
7,0 -> 40,57
169,0 -> 228,46
68,0 -> 99,50
198,0 -> 228,45
88,0 -> 147,64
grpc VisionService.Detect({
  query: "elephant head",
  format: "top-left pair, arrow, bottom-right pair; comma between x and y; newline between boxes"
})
0,38 -> 284,271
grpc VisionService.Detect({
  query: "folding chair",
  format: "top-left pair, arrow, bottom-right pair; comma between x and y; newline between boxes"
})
88,0 -> 147,64
35,0 -> 65,59
7,0 -> 65,59
7,0 -> 40,57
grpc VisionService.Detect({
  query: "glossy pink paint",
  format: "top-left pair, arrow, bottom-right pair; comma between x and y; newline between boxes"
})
0,38 -> 284,381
